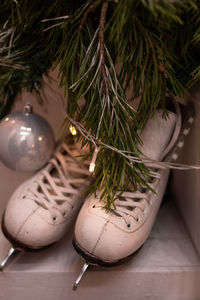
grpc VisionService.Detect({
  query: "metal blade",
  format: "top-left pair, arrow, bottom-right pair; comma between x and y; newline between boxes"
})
73,262 -> 90,291
0,247 -> 18,271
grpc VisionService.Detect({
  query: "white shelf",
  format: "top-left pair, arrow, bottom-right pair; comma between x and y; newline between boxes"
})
0,199 -> 199,300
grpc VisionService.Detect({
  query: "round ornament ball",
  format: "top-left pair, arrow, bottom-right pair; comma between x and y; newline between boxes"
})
0,103 -> 55,172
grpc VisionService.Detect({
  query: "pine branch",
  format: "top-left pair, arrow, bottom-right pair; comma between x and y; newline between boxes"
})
0,0 -> 200,209
79,0 -> 99,31
99,0 -> 108,94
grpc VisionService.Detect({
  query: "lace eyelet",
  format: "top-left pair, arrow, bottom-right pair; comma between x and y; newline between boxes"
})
92,205 -> 96,208
22,195 -> 26,199
63,212 -> 67,217
127,224 -> 131,228
136,217 -> 140,223
143,208 -> 147,214
52,217 -> 57,221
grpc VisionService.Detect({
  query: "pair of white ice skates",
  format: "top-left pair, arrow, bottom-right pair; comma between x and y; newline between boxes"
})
0,102 -> 194,287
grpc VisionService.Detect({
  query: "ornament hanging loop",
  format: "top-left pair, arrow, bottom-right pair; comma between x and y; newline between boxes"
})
24,103 -> 33,115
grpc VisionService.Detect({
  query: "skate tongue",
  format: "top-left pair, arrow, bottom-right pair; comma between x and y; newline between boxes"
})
138,110 -> 176,161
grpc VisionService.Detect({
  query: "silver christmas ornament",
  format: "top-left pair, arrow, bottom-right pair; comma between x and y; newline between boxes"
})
0,103 -> 55,172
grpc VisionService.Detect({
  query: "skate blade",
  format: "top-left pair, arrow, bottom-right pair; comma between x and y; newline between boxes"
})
73,262 -> 90,291
0,247 -> 19,271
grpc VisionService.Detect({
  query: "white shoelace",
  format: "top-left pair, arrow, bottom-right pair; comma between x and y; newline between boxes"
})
110,171 -> 161,226
27,143 -> 90,220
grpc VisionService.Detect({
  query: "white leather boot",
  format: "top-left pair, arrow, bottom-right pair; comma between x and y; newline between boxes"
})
1,139 -> 90,258
73,103 -> 194,272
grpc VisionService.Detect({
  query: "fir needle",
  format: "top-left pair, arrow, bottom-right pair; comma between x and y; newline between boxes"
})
73,262 -> 90,291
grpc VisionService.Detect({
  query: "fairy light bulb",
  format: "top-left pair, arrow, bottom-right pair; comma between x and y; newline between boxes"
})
89,163 -> 95,173
69,125 -> 77,135
89,146 -> 99,173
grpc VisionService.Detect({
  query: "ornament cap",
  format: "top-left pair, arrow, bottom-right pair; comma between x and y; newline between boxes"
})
24,103 -> 33,115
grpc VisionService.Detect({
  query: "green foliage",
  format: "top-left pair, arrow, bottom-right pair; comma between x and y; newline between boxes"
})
0,0 -> 200,208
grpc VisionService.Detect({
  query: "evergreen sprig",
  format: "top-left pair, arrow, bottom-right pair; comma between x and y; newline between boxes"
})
0,0 -> 200,208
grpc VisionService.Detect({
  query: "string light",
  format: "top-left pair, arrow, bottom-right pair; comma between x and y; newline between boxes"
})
89,146 -> 99,173
69,124 -> 77,135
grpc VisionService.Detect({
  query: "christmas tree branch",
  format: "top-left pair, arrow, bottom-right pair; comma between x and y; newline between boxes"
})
0,0 -> 200,208
79,0 -> 100,31
99,0 -> 108,94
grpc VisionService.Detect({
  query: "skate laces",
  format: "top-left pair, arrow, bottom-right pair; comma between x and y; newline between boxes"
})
27,142 -> 90,220
110,170 -> 161,226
